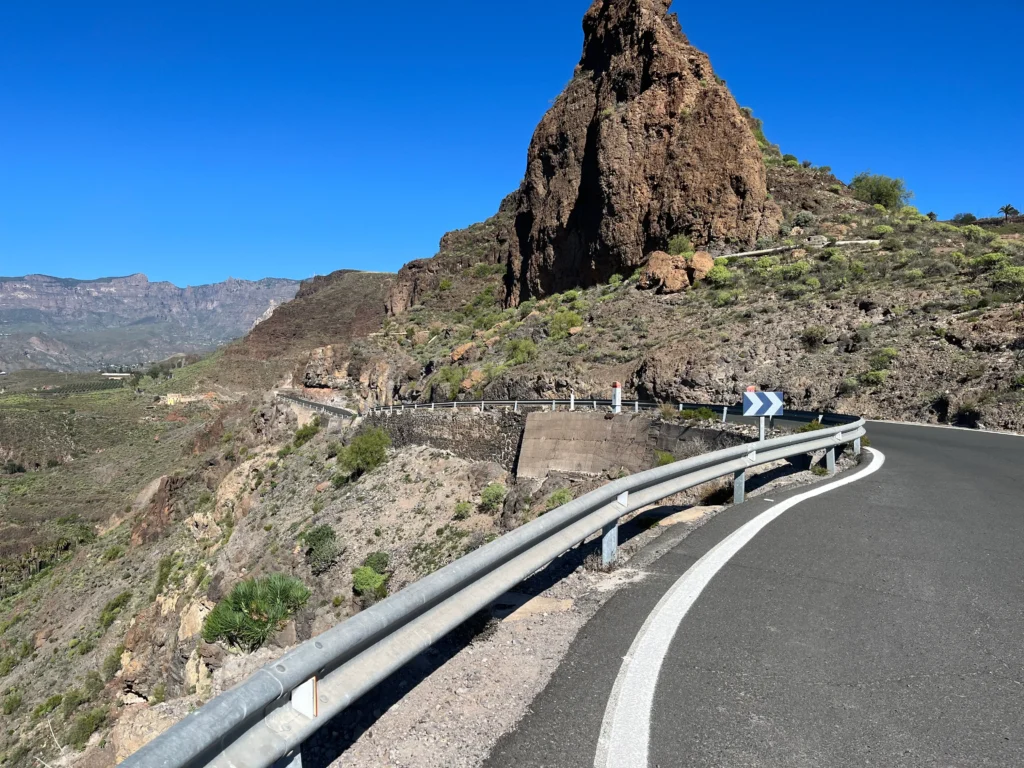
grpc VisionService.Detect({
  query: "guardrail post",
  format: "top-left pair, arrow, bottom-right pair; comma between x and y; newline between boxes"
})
551,401 -> 556,412
678,403 -> 683,412
570,392 -> 575,411
481,401 -> 486,412
602,490 -> 628,566
733,468 -> 745,504
826,446 -> 836,476
431,402 -> 435,411
453,401 -> 457,411
514,401 -> 519,413
853,437 -> 862,456
612,382 -> 622,414
633,400 -> 639,413
592,400 -> 597,410
722,405 -> 728,424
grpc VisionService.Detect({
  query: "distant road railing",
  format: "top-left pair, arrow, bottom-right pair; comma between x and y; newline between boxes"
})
126,399 -> 865,768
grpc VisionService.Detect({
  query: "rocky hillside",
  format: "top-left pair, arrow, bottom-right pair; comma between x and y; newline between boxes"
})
0,273 -> 299,372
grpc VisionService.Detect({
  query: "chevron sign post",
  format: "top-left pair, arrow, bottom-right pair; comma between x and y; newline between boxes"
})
743,390 -> 784,442
743,391 -> 784,417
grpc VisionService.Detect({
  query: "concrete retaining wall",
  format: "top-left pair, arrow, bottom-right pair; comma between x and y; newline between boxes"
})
365,410 -> 525,473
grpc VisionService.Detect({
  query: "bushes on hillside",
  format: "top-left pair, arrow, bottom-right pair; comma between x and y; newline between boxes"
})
850,172 -> 912,209
506,338 -> 538,366
549,311 -> 583,340
301,524 -> 342,575
352,566 -> 387,606
202,574 -> 311,651
293,417 -> 321,448
479,483 -> 507,513
338,429 -> 391,479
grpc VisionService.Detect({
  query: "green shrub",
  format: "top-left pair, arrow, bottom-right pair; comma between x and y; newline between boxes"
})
293,418 -> 321,448
101,545 -> 124,562
153,555 -> 173,599
549,311 -> 583,340
202,574 -> 311,652
102,645 -> 125,681
300,525 -> 341,575
680,407 -> 716,421
869,347 -> 899,370
331,473 -> 348,490
850,172 -> 912,209
338,429 -> 391,478
960,224 -> 996,244
352,566 -> 387,603
32,694 -> 63,720
902,268 -> 925,281
792,210 -> 815,227
704,265 -> 733,287
479,483 -> 507,513
969,252 -> 1007,271
874,225 -> 894,236
801,325 -> 828,350
439,277 -> 453,291
83,670 -> 103,699
773,261 -> 811,281
608,273 -> 624,286
655,450 -> 676,467
952,212 -> 977,224
796,420 -> 826,433
838,378 -> 859,396
149,682 -> 166,705
67,707 -> 107,749
3,690 -> 22,715
860,370 -> 888,386
667,234 -> 693,256
99,592 -> 132,630
545,488 -> 574,511
453,501 -> 472,520
276,444 -> 294,459
362,551 -> 390,573
326,441 -> 342,459
506,338 -> 538,366
992,266 -> 1024,291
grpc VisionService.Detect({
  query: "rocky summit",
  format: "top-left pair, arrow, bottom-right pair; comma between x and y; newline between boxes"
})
504,0 -> 781,302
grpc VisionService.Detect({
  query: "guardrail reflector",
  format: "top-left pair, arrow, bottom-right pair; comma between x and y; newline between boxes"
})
291,677 -> 318,719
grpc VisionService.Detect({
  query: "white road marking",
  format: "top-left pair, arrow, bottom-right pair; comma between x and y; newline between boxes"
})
594,448 -> 887,768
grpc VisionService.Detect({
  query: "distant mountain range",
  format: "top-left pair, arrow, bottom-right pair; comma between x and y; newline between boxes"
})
0,273 -> 301,371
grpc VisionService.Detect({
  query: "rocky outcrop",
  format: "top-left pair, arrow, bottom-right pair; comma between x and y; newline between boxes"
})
302,346 -> 348,388
504,0 -> 781,303
638,252 -> 690,293
387,208 -> 514,316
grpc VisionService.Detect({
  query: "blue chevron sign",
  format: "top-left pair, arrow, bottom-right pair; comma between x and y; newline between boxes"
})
743,391 -> 784,417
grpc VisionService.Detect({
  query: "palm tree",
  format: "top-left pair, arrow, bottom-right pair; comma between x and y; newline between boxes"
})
999,204 -> 1019,221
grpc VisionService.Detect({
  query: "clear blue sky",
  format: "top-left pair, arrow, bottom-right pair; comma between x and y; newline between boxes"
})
2,1 -> 1021,286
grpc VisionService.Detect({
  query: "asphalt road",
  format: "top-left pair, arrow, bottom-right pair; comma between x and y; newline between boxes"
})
485,422 -> 1024,767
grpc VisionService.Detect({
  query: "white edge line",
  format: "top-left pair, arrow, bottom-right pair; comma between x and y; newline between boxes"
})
594,448 -> 887,768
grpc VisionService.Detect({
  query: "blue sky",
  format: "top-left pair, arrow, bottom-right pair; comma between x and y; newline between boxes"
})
1,1 -> 1021,286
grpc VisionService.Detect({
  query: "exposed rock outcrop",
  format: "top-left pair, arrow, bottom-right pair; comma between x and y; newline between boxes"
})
504,0 -> 781,303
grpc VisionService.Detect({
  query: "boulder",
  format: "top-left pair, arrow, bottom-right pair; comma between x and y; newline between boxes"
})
687,251 -> 716,282
639,251 -> 690,294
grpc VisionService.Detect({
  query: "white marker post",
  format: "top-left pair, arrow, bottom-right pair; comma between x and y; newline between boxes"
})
612,382 -> 622,414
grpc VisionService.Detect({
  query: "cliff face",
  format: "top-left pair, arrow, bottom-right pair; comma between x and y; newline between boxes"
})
504,0 -> 781,303
0,273 -> 299,370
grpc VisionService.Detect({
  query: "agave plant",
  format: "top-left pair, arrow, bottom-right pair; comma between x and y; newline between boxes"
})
202,574 -> 311,652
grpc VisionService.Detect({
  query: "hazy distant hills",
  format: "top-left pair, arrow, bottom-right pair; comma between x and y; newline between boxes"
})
0,273 -> 300,371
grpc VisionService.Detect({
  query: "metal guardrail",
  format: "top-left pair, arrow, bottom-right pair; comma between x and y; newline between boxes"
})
123,406 -> 866,768
276,391 -> 358,418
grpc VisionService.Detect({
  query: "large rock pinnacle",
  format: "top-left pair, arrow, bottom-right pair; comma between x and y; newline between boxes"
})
504,0 -> 781,303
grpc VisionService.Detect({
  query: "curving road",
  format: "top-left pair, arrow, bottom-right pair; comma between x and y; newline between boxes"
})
485,422 -> 1024,767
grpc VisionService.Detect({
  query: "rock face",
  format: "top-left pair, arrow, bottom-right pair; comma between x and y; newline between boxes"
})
504,0 -> 781,303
